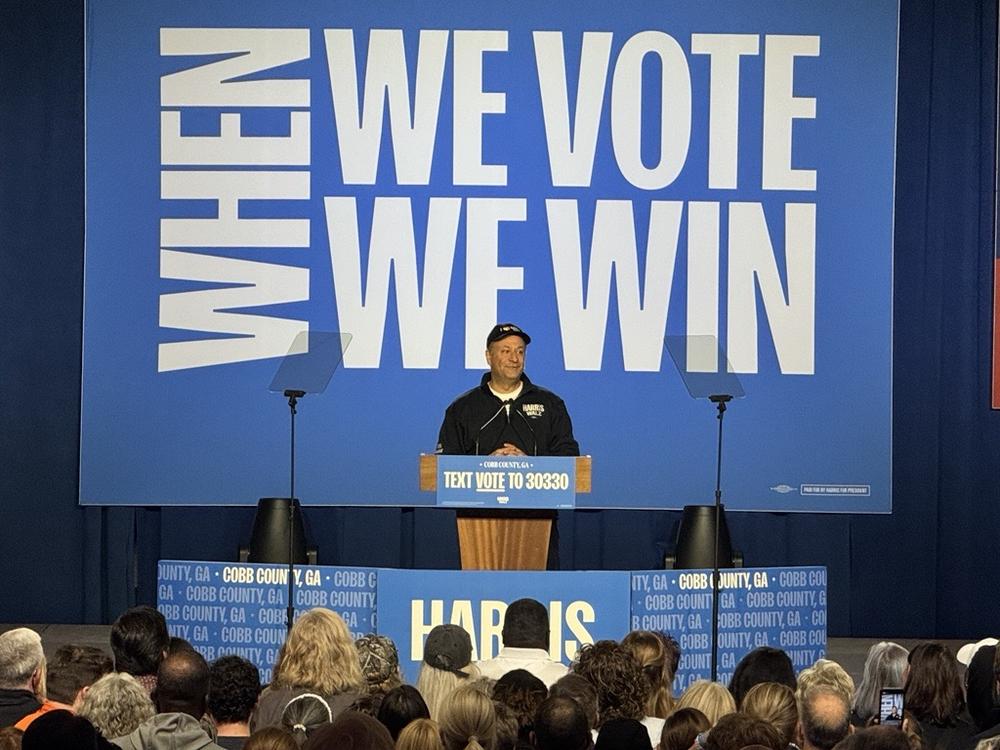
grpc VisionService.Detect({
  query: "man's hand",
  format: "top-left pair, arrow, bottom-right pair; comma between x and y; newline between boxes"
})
490,443 -> 526,456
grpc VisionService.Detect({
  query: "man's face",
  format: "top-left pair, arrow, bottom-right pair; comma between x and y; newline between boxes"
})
486,335 -> 526,384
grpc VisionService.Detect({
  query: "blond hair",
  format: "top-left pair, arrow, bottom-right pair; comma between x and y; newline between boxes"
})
676,680 -> 736,725
416,662 -> 481,722
796,659 -> 855,706
439,684 -> 496,750
740,682 -> 798,745
397,718 -> 446,750
271,608 -> 363,695
622,630 -> 678,718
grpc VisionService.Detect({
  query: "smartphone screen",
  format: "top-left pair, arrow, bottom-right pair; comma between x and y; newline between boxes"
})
879,687 -> 904,726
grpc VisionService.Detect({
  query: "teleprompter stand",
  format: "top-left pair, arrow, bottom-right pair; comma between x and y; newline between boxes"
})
665,335 -> 745,681
268,330 -> 351,634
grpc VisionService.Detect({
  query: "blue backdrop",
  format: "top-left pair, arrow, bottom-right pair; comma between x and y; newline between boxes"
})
0,0 -> 998,638
80,1 -> 897,512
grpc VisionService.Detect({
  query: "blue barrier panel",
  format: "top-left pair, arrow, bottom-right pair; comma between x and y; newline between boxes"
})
376,569 -> 630,680
157,560 -> 377,683
157,562 -> 825,686
630,567 -> 827,690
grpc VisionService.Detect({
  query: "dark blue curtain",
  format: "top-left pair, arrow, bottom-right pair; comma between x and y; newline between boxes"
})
1,0 -> 997,637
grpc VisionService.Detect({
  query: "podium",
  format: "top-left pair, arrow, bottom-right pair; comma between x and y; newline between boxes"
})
419,454 -> 592,570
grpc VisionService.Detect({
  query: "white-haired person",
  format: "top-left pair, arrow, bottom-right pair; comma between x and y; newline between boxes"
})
0,628 -> 45,728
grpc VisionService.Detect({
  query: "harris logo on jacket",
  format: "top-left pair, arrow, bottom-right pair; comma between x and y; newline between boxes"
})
522,403 -> 545,418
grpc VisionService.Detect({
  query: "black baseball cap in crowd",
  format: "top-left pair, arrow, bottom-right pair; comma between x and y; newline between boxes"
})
487,323 -> 531,347
422,624 -> 473,675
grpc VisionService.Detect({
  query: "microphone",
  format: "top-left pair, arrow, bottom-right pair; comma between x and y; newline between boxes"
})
474,401 -> 511,455
514,407 -> 538,456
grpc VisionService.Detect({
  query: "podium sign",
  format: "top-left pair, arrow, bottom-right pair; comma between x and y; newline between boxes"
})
436,455 -> 576,509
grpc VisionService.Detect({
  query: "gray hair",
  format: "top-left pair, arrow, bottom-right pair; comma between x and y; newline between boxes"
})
0,628 -> 44,689
852,641 -> 909,722
78,671 -> 156,739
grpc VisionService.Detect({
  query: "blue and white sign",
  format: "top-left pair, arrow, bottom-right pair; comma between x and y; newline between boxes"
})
83,1 -> 897,512
157,561 -> 824,685
437,455 -> 577,508
376,569 -> 631,677
157,560 -> 377,684
631,567 -> 827,691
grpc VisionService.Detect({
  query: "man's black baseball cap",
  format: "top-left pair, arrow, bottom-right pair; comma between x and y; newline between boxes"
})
486,323 -> 531,347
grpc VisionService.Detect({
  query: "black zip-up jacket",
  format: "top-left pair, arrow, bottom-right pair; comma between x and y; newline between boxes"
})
0,688 -> 40,728
436,373 -> 580,456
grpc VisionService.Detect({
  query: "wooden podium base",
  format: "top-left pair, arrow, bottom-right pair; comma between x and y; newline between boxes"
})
455,512 -> 552,570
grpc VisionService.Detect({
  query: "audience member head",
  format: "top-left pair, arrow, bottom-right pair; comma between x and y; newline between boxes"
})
168,637 -> 196,655
347,693 -> 382,718
492,702 -> 519,750
965,644 -> 1000,732
958,640 -> 998,670
77,671 -> 155,739
549,674 -> 598,731
852,642 -> 909,724
729,648 -> 797,708
281,693 -> 334,746
704,713 -> 783,750
376,684 -> 430,740
798,660 -> 855,706
833,726 -> 915,750
502,599 -> 550,650
397,718 -> 446,750
595,718 -> 649,750
622,629 -> 680,718
244,727 -> 298,750
798,686 -> 852,750
417,625 -> 479,721
0,728 -> 22,750
492,669 -> 547,743
356,634 -> 402,695
533,696 -> 591,750
21,710 -> 116,750
471,677 -> 497,696
0,628 -> 45,697
303,710 -> 394,750
208,655 -> 261,727
438,684 -> 497,750
424,624 -> 474,674
110,606 -> 169,677
903,642 -> 964,725
272,608 -> 363,695
43,644 -> 112,708
741,682 -> 799,747
572,640 -> 647,725
154,647 -> 211,718
658,707 -> 710,750
677,680 -> 737,726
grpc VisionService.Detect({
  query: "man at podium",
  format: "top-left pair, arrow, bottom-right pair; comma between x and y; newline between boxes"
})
436,323 -> 579,457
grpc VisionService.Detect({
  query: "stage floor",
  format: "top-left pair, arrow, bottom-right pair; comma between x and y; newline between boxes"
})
0,623 -> 971,687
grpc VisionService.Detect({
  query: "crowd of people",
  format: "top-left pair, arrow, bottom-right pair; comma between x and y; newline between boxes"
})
1,601 -> 998,750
